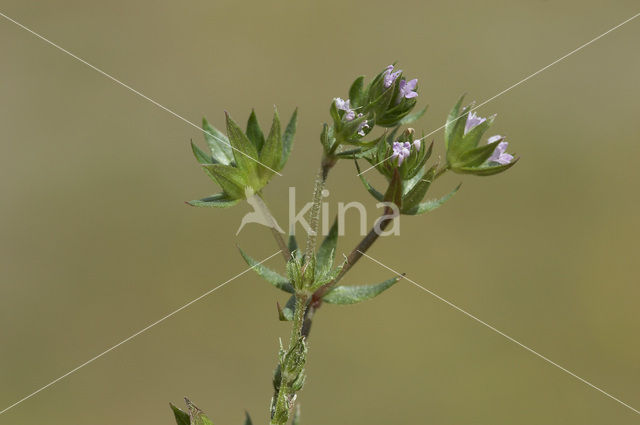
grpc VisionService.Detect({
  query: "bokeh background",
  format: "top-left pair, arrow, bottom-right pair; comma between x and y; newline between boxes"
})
1,0 -> 639,424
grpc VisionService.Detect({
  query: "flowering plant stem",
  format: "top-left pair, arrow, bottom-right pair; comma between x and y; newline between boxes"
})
178,63 -> 517,424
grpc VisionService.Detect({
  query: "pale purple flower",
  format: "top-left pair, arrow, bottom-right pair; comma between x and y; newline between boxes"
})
398,79 -> 418,99
487,136 -> 513,165
392,141 -> 412,166
334,97 -> 355,121
412,139 -> 421,151
464,111 -> 486,135
383,65 -> 402,88
356,113 -> 369,136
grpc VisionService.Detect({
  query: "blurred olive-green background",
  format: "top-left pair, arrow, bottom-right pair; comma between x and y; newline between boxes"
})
1,1 -> 639,424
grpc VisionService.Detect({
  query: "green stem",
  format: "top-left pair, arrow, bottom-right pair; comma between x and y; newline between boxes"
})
270,293 -> 308,425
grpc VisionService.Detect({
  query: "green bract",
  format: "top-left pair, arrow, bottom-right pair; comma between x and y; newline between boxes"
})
188,108 -> 297,207
445,95 -> 518,176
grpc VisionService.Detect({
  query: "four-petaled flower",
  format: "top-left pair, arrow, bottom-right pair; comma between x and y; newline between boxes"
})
464,111 -> 486,135
334,97 -> 355,121
487,135 -> 514,165
392,141 -> 412,165
398,79 -> 418,99
383,65 -> 402,89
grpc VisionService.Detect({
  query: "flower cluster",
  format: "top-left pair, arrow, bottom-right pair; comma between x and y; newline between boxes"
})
444,96 -> 517,175
321,64 -> 425,158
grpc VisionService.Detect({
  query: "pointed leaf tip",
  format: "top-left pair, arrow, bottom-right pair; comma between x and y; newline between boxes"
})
170,403 -> 190,425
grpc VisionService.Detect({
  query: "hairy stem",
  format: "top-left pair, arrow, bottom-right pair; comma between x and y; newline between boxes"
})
303,170 -> 326,261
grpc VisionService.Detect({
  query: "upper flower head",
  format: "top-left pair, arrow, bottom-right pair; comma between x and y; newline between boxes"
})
487,135 -> 514,165
464,111 -> 486,135
383,65 -> 402,89
398,79 -> 418,99
334,97 -> 355,121
392,141 -> 412,166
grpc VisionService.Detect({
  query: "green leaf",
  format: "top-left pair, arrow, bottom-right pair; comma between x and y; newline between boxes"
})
456,158 -> 518,176
225,112 -> 260,181
403,184 -> 461,215
202,118 -> 234,165
278,295 -> 296,321
187,193 -> 240,208
444,95 -> 464,148
191,140 -> 213,164
400,167 -> 436,214
354,160 -> 384,201
170,403 -> 190,425
457,139 -> 501,168
399,105 -> 428,125
260,107 -> 282,179
246,110 -> 265,151
202,164 -> 247,200
348,76 -> 365,107
243,411 -> 253,425
185,398 -> 214,425
317,218 -> 338,271
329,101 -> 341,125
238,248 -> 294,293
281,108 -> 298,169
322,276 -> 402,305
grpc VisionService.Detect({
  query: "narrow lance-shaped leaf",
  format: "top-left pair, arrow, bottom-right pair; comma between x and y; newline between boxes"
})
444,95 -> 464,148
348,75 -> 365,107
259,107 -> 282,179
322,276 -> 402,305
456,158 -> 519,176
246,110 -> 265,151
403,183 -> 461,215
225,112 -> 260,181
203,118 -> 234,165
238,248 -> 294,293
355,160 -> 384,201
187,193 -> 240,208
191,140 -> 213,164
277,295 -> 296,321
244,411 -> 253,425
281,108 -> 298,169
170,403 -> 190,425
